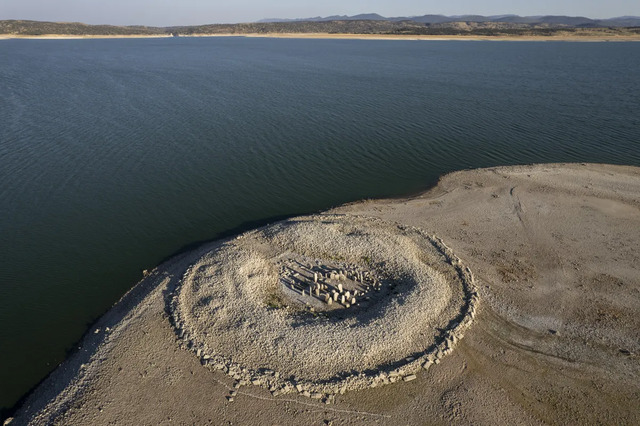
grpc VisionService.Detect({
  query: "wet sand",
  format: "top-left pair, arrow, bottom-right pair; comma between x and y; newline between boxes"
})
7,163 -> 640,425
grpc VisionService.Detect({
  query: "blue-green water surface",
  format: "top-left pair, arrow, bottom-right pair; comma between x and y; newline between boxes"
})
1,37 -> 639,410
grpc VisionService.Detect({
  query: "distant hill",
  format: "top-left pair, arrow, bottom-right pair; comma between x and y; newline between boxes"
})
2,18 -> 640,38
258,14 -> 640,27
259,13 -> 388,23
0,20 -> 164,36
599,16 -> 640,27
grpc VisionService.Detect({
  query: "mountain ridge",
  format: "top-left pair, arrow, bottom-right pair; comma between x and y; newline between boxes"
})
2,18 -> 640,38
258,14 -> 640,27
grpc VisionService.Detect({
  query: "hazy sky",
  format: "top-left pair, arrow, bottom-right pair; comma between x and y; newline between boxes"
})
2,0 -> 638,26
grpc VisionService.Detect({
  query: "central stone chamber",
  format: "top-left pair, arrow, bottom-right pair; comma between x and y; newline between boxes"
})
276,255 -> 389,315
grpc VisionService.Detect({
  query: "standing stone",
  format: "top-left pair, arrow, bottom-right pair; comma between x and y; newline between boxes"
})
338,283 -> 343,293
314,273 -> 318,283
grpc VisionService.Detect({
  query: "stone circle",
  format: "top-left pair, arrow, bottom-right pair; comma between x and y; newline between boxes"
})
170,214 -> 478,400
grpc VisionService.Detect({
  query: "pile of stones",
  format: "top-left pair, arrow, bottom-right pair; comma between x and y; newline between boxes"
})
279,259 -> 383,310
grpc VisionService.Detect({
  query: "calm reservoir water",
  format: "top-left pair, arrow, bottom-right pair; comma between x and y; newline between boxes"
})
1,37 -> 639,411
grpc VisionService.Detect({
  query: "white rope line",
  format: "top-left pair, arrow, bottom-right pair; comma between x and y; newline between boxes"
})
211,376 -> 391,419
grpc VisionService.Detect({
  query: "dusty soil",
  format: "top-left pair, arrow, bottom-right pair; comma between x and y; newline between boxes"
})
9,163 -> 640,425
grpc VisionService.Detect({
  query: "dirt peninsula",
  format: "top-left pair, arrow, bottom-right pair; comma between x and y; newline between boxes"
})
8,163 -> 640,425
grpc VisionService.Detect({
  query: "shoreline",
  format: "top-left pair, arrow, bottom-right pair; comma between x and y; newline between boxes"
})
7,162 -> 640,425
2,33 -> 640,41
0,34 -> 173,40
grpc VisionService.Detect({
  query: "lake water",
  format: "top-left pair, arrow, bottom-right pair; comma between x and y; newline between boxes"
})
1,37 -> 639,411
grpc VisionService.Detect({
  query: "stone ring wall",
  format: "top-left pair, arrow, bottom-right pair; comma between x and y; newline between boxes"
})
169,214 -> 478,403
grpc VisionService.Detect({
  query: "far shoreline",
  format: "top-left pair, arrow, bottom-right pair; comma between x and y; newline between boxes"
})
2,33 -> 640,42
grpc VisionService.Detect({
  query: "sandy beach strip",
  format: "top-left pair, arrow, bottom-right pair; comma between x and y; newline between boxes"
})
6,163 -> 640,426
210,32 -> 640,42
2,33 -> 640,41
0,34 -> 173,40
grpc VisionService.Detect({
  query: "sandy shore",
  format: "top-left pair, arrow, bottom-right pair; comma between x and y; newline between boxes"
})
211,33 -> 640,42
6,163 -> 640,425
0,34 -> 173,40
2,33 -> 640,41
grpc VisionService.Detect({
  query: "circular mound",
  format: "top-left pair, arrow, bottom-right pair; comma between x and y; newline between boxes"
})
170,215 -> 478,398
